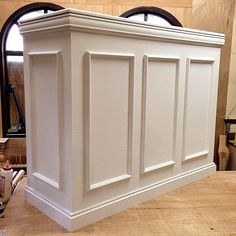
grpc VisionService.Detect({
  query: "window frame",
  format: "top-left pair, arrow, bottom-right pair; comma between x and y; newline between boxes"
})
120,6 -> 183,27
0,2 -> 64,137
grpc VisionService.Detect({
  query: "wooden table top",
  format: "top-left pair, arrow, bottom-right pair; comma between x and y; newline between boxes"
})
1,172 -> 236,235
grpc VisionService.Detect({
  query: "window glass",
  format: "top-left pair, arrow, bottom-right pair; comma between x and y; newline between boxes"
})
147,14 -> 171,26
120,7 -> 182,27
128,14 -> 145,22
19,10 -> 44,21
6,24 -> 23,51
127,13 -> 172,26
7,55 -> 23,63
6,11 -> 45,52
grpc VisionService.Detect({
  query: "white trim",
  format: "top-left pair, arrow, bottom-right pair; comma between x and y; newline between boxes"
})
25,163 -> 216,231
85,51 -> 135,59
19,9 -> 225,47
28,51 -> 60,56
143,161 -> 176,174
183,150 -> 209,162
90,174 -> 132,190
32,172 -> 60,190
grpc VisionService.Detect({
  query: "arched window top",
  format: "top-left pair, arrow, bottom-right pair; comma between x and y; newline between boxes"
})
1,3 -> 63,51
5,8 -> 59,54
0,3 -> 63,137
120,6 -> 182,27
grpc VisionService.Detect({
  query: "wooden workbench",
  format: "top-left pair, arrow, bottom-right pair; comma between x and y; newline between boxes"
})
1,172 -> 236,235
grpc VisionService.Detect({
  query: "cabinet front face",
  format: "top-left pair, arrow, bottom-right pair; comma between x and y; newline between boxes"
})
68,31 -> 220,211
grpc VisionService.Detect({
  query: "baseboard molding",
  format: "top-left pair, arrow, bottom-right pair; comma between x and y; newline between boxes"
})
25,163 -> 216,231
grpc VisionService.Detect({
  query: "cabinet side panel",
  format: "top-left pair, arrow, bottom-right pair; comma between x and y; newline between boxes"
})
29,52 -> 62,189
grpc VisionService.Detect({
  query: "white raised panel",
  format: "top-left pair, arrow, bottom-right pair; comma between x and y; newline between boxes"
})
85,52 -> 134,190
182,58 -> 215,162
28,51 -> 62,190
140,55 -> 179,174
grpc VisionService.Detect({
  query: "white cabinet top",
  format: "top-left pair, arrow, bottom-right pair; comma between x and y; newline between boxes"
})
19,8 -> 225,47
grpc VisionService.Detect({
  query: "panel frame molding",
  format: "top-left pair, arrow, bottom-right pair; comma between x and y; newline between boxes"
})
182,57 -> 215,162
84,51 -> 135,191
28,51 -> 63,190
140,55 -> 180,174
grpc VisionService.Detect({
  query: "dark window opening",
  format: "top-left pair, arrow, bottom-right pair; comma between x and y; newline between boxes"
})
120,6 -> 182,27
0,3 -> 64,137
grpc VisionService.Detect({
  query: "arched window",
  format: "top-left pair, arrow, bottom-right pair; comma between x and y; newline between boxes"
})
120,6 -> 182,27
0,3 -> 63,137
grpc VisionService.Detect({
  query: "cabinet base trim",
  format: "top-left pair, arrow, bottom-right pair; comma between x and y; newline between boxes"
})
25,163 -> 216,231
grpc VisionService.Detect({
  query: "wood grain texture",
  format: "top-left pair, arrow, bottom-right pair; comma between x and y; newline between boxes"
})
227,3 -> 236,119
163,7 -> 192,27
191,0 -> 236,167
0,0 -> 192,29
1,172 -> 236,235
5,138 -> 26,166
7,61 -> 25,127
85,0 -> 192,7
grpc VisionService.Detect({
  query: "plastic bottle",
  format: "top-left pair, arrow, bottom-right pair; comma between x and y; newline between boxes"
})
0,161 -> 13,202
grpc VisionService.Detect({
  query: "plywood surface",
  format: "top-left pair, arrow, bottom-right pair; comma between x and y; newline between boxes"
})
191,0 -> 236,165
227,2 -> 236,119
0,0 -> 192,30
5,138 -> 26,166
1,172 -> 236,235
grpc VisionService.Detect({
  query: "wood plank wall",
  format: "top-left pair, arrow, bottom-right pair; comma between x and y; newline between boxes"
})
0,0 -> 235,167
0,0 -> 193,29
191,0 -> 235,166
227,3 -> 236,119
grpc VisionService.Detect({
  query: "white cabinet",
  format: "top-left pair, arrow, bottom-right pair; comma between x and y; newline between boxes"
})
20,9 -> 224,231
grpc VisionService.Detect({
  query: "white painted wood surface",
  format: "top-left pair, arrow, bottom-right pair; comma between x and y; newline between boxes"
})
20,9 -> 224,231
